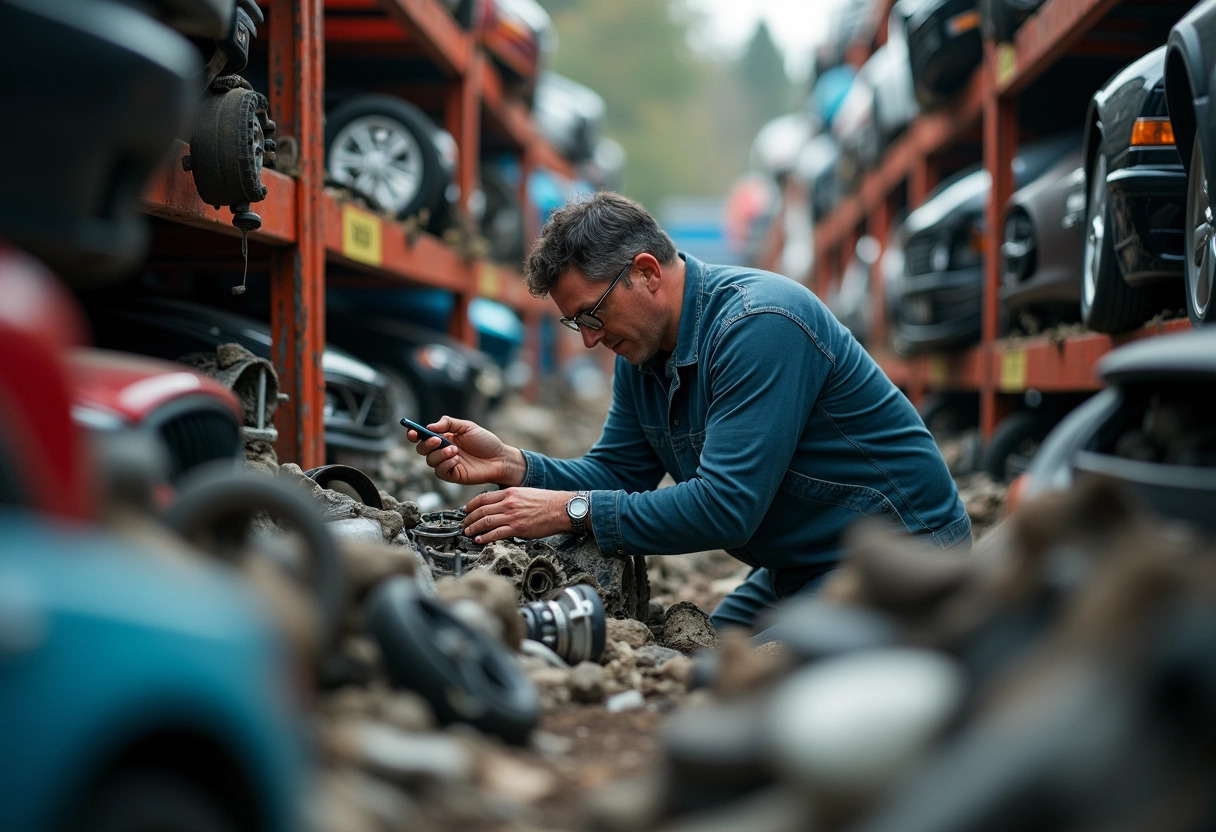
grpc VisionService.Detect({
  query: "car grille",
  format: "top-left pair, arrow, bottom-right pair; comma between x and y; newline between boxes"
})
326,380 -> 393,437
159,411 -> 242,483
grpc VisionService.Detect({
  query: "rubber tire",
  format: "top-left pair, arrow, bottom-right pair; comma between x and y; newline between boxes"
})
189,86 -> 269,207
981,408 -> 1063,483
479,163 -> 526,265
366,576 -> 540,744
324,94 -> 444,221
917,393 -> 980,441
72,769 -> 237,832
1184,128 -> 1215,326
376,365 -> 424,431
164,463 -> 346,649
1081,143 -> 1158,334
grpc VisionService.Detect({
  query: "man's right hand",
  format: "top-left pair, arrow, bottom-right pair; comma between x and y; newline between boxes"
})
409,416 -> 526,488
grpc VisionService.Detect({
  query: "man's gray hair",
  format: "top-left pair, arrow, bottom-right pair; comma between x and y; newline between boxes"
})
524,191 -> 677,296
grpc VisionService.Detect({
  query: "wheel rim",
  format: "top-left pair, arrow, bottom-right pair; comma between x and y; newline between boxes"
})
1186,133 -> 1214,324
1082,151 -> 1107,311
328,115 -> 424,216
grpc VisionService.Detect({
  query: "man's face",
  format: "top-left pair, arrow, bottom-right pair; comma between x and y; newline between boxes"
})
551,266 -> 667,365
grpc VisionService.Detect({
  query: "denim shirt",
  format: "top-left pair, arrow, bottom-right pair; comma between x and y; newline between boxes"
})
521,253 -> 970,597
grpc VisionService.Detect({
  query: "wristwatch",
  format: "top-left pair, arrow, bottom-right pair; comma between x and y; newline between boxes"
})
565,491 -> 590,534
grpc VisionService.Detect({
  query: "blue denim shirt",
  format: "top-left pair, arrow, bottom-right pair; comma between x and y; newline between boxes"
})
521,253 -> 970,597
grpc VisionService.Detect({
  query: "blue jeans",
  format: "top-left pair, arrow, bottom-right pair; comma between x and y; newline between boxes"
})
710,566 -> 836,635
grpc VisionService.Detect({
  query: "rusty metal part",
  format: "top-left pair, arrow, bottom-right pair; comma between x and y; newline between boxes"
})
303,464 -> 383,509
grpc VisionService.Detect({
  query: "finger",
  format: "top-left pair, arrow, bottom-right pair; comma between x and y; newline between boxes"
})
473,520 -> 518,544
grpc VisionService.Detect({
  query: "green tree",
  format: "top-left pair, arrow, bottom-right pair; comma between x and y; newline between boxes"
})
536,0 -> 791,211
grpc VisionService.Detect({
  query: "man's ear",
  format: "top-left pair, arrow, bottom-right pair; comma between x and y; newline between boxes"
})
635,253 -> 662,293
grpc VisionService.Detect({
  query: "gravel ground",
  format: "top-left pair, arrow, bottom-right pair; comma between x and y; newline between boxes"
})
312,387 -> 1010,832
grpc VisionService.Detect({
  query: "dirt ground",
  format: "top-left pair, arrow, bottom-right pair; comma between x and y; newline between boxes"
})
388,386 -> 1009,832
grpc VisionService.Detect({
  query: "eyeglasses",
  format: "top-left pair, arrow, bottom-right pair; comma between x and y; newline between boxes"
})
558,258 -> 633,332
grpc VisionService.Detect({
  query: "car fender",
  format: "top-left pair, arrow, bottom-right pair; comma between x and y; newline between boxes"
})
1166,0 -> 1216,174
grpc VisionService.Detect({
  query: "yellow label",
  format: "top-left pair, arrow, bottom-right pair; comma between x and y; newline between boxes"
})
996,43 -> 1017,89
478,263 -> 500,298
928,356 -> 948,386
342,206 -> 382,267
999,349 -> 1028,392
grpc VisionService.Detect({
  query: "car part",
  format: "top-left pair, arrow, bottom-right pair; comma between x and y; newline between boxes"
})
324,94 -> 446,221
0,0 -> 198,283
366,576 -> 540,744
303,464 -> 383,509
164,465 -> 347,649
520,584 -> 607,664
1184,128 -> 1214,325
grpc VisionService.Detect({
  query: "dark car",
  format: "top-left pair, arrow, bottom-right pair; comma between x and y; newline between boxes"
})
903,0 -> 983,108
979,0 -> 1045,43
1165,0 -> 1216,326
891,133 -> 1080,353
532,72 -> 606,165
325,303 -> 505,426
1023,326 -> 1216,535
84,297 -> 399,463
1000,148 -> 1086,325
1082,45 -> 1186,334
480,0 -> 555,100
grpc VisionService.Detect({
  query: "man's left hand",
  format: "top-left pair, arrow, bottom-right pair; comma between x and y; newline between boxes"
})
462,487 -> 582,543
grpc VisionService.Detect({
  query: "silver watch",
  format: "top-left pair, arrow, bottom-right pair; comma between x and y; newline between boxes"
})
565,491 -> 590,534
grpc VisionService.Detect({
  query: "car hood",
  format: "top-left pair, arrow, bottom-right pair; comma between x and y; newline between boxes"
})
1098,327 -> 1216,385
905,166 -> 989,235
89,297 -> 383,385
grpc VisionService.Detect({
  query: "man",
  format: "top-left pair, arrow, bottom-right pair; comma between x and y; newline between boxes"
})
406,192 -> 970,630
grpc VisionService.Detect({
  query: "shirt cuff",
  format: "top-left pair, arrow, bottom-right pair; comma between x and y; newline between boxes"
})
589,489 -> 627,557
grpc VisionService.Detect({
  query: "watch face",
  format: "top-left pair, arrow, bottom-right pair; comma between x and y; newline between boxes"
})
568,495 -> 589,517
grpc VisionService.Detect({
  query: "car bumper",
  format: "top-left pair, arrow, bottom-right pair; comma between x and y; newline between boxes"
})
907,4 -> 983,100
893,265 -> 984,351
1106,163 -> 1186,284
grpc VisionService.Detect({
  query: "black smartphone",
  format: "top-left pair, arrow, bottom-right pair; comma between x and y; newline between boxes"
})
399,417 -> 453,448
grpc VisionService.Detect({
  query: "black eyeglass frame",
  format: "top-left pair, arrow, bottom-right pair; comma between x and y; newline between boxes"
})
558,257 -> 634,332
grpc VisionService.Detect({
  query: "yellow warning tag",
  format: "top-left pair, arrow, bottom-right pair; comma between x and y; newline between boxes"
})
342,205 -> 382,267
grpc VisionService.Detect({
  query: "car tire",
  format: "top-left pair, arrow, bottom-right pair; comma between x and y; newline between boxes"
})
1081,144 -> 1159,334
1184,128 -> 1215,326
366,576 -> 540,744
479,163 -> 526,265
324,94 -> 445,221
917,392 -> 980,441
73,769 -> 237,832
376,365 -> 423,431
981,408 -> 1063,483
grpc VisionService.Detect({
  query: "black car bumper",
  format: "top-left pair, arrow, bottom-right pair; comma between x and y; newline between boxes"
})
893,266 -> 984,351
1106,164 -> 1186,285
907,1 -> 983,102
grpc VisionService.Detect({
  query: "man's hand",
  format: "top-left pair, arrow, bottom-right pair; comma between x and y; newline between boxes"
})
461,487 -> 582,543
408,416 -> 526,487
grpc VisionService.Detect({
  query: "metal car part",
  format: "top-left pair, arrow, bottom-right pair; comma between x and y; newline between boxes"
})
520,584 -> 607,665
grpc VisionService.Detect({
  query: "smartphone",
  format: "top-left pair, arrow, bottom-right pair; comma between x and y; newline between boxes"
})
399,417 -> 453,448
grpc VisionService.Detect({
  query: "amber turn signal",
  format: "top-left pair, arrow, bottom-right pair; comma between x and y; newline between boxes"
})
1130,117 -> 1175,147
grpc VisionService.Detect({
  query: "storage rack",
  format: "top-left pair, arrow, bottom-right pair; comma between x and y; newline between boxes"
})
138,0 -> 576,467
796,0 -> 1195,440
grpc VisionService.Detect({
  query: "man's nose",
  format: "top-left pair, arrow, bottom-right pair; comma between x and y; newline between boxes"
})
581,327 -> 605,349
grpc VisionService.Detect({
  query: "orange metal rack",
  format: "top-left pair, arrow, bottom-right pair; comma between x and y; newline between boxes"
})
801,0 -> 1196,441
138,0 -> 575,467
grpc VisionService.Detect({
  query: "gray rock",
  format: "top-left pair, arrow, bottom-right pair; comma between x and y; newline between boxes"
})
570,661 -> 606,703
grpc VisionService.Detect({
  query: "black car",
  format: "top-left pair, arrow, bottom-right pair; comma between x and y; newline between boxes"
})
891,133 -> 1080,353
1165,0 -> 1216,326
1082,45 -> 1186,335
979,0 -> 1045,43
325,303 -> 505,426
903,0 -> 983,108
1023,326 -> 1216,536
84,297 -> 399,462
1000,148 -> 1086,324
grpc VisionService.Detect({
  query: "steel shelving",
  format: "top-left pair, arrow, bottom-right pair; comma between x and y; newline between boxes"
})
800,0 -> 1196,440
138,0 -> 574,466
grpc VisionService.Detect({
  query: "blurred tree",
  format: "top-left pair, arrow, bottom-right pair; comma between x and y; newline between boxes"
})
739,22 -> 792,131
537,0 -> 761,211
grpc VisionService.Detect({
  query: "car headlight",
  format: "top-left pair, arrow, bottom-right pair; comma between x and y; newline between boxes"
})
474,365 -> 505,399
950,218 -> 985,269
416,344 -> 469,383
